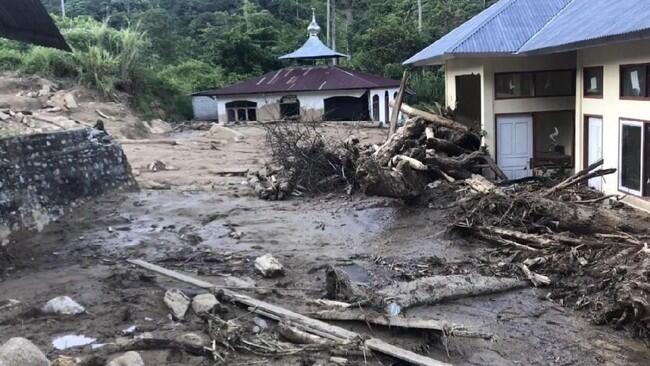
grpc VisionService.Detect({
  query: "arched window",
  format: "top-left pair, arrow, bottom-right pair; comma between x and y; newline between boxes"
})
226,101 -> 257,122
280,95 -> 300,119
372,94 -> 380,121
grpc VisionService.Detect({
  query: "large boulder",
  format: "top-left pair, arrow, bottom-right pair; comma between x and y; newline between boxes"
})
0,337 -> 50,366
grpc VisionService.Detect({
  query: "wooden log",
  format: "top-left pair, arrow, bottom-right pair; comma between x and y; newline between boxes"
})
120,139 -> 179,146
279,322 -> 337,345
309,309 -> 493,339
543,159 -> 604,197
394,102 -> 469,132
388,71 -> 409,137
391,155 -> 428,171
356,156 -> 429,199
520,264 -> 551,287
426,135 -> 472,156
376,274 -> 528,310
425,127 -> 435,141
128,260 -> 451,366
373,117 -> 426,166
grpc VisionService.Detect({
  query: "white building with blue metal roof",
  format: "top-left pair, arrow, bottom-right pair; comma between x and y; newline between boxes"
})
405,0 -> 650,212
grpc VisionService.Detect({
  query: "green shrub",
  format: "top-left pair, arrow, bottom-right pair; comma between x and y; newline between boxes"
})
157,60 -> 226,94
0,49 -> 24,70
21,47 -> 78,78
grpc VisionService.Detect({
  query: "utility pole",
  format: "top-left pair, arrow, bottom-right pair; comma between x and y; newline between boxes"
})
331,0 -> 337,65
418,0 -> 422,33
326,0 -> 331,46
61,0 -> 65,17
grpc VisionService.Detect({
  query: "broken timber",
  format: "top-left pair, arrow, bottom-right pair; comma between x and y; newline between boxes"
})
388,71 -> 409,137
128,259 -> 452,366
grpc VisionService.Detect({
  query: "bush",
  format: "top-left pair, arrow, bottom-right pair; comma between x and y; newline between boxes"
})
21,47 -> 78,78
158,60 -> 227,94
0,49 -> 24,70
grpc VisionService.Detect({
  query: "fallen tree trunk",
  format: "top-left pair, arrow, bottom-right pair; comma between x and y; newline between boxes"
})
377,274 -> 528,310
309,309 -> 493,339
373,117 -> 426,166
356,156 -> 429,199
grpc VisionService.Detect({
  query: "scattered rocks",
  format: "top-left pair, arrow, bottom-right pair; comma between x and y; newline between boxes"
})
164,289 -> 190,320
146,119 -> 172,134
0,337 -> 50,366
254,254 -> 284,278
191,293 -> 219,314
41,296 -> 85,316
107,351 -> 144,366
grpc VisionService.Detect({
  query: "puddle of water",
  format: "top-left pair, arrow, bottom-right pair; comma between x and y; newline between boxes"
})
52,335 -> 97,350
341,263 -> 371,285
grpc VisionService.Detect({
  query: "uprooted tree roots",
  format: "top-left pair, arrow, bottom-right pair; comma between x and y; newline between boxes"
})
250,122 -> 360,200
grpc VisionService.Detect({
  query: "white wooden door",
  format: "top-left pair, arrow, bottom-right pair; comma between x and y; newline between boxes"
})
497,115 -> 533,180
587,116 -> 603,191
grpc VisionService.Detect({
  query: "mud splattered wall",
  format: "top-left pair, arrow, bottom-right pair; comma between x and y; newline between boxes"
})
0,128 -> 136,243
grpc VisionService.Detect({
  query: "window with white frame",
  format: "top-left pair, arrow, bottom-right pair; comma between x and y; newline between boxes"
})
226,101 -> 257,122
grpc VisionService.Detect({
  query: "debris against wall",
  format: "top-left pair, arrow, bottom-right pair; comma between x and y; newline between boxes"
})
0,128 -> 136,243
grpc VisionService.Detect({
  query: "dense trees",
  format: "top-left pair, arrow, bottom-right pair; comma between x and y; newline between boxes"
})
3,0 -> 496,119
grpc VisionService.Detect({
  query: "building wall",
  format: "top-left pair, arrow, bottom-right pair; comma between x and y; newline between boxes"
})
577,38 -> 650,208
369,88 -> 401,124
214,90 -> 368,122
445,53 -> 576,158
192,96 -> 219,120
193,88 -> 401,123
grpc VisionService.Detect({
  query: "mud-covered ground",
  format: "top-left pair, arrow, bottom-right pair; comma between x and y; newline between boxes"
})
1,124 -> 649,365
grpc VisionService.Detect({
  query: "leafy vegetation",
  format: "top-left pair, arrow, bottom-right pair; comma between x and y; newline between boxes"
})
0,0 -> 496,119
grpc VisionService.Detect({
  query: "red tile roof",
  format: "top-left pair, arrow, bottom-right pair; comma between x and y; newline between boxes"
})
192,66 -> 401,97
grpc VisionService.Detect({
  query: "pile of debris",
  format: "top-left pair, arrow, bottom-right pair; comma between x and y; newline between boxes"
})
449,164 -> 650,338
258,104 -> 650,339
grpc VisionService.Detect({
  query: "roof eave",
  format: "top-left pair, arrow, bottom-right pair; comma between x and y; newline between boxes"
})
518,29 -> 650,55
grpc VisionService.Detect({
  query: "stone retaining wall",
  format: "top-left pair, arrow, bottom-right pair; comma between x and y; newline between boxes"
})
0,128 -> 136,244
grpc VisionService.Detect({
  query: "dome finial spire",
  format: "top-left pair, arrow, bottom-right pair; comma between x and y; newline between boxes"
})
308,8 -> 321,37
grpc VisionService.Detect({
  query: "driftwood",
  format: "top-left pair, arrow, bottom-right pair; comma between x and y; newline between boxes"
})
377,275 -> 528,310
356,156 -> 429,199
119,139 -> 179,146
309,309 -> 492,339
279,322 -> 337,346
128,260 -> 451,366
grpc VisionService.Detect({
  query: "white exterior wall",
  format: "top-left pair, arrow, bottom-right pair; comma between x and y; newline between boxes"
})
577,39 -> 650,210
369,88 -> 401,124
445,53 -> 576,159
192,96 -> 219,120
214,90 -> 368,122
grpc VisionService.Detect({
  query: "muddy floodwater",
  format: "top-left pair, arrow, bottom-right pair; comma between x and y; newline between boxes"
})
1,127 -> 649,365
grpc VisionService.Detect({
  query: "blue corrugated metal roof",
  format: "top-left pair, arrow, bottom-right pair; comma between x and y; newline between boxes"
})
404,0 -> 571,66
405,0 -> 650,66
279,36 -> 348,60
519,0 -> 650,53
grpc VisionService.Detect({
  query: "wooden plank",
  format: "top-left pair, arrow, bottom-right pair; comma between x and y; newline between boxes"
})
366,338 -> 451,366
388,71 -> 409,137
128,259 -> 452,366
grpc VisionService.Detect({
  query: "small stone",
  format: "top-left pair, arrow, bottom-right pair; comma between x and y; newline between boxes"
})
252,326 -> 261,334
42,296 -> 85,315
254,254 -> 284,278
191,293 -> 219,314
176,333 -> 204,348
107,351 -> 144,366
329,357 -> 348,365
253,317 -> 268,330
63,93 -> 78,109
164,289 -> 190,320
0,337 -> 50,366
